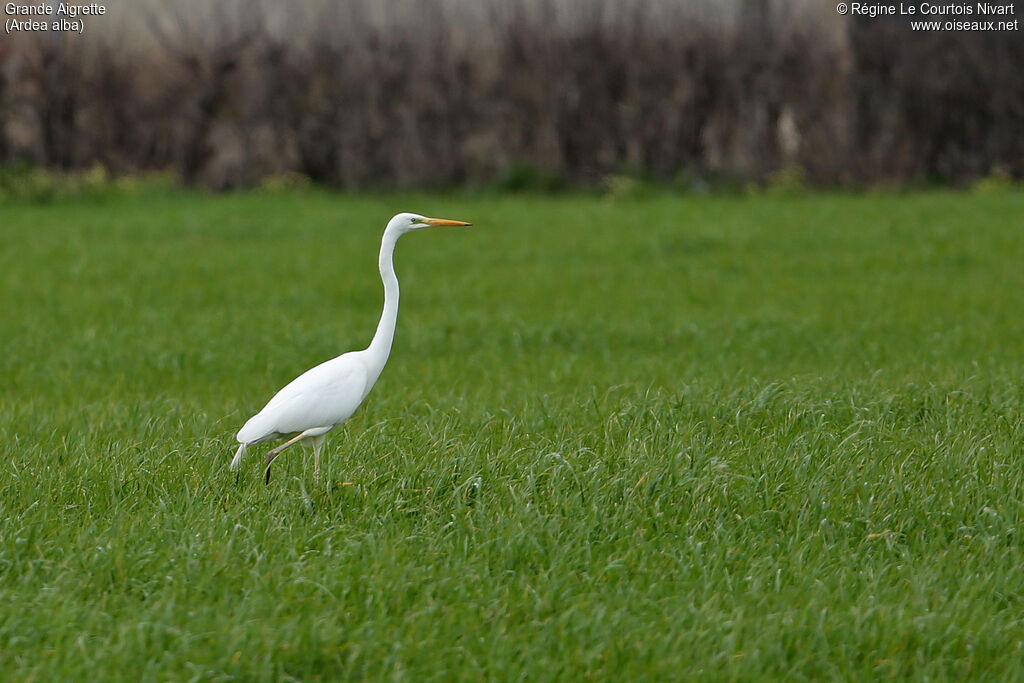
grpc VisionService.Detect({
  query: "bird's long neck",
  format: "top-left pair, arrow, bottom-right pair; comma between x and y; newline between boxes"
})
364,227 -> 401,384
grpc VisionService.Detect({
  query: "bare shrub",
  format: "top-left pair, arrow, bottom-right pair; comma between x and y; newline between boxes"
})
0,0 -> 1019,189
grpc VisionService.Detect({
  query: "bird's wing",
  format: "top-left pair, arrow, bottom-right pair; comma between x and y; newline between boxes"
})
236,354 -> 369,443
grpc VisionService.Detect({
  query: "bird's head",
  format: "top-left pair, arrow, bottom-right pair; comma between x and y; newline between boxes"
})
388,213 -> 472,234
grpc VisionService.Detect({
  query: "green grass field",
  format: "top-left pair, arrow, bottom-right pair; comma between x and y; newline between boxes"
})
2,190 -> 1023,680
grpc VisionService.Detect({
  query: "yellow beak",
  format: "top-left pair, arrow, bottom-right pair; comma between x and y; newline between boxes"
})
424,217 -> 472,226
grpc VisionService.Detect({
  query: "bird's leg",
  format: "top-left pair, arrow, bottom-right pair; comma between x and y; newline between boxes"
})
311,435 -> 326,486
264,433 -> 306,485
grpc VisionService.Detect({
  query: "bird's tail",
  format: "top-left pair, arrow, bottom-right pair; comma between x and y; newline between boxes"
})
230,443 -> 247,470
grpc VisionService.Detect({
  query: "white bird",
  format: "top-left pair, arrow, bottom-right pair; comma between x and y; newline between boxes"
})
231,212 -> 473,484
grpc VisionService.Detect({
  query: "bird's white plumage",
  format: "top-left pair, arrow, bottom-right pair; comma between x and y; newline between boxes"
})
236,352 -> 369,444
230,212 -> 473,483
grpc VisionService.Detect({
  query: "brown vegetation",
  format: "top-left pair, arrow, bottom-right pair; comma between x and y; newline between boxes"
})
0,0 -> 1020,189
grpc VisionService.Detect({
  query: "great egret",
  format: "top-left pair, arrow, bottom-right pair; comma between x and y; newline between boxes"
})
231,213 -> 473,484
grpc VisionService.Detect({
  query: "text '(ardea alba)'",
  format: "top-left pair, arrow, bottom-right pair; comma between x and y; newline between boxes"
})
230,213 -> 473,484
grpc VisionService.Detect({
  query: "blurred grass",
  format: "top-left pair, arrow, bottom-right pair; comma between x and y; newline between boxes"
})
1,190 -> 1023,679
